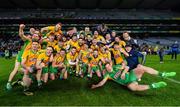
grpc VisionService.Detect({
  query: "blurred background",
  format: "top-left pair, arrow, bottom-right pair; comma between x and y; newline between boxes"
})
0,0 -> 180,58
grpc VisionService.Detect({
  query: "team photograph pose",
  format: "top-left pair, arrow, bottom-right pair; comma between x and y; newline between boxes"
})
1,1 -> 180,106
5,23 -> 177,94
1,20 -> 179,106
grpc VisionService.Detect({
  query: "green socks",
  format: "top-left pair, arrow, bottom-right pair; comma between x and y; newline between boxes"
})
37,80 -> 42,86
6,82 -> 12,90
150,81 -> 167,89
158,72 -> 176,78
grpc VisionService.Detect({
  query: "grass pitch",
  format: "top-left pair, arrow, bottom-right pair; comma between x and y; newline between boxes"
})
0,55 -> 180,106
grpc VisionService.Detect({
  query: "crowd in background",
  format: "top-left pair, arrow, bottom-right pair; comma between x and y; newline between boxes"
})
0,34 -> 23,58
0,24 -> 179,61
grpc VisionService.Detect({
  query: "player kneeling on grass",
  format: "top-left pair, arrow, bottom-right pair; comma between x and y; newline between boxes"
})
78,44 -> 90,78
21,41 -> 39,95
52,49 -> 67,79
87,50 -> 103,78
36,46 -> 54,87
124,44 -> 176,81
91,62 -> 169,91
66,47 -> 79,76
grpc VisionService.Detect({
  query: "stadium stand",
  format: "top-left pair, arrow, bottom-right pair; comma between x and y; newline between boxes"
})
0,0 -> 180,57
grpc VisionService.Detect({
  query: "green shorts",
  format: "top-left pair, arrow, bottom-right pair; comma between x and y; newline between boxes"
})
16,51 -> 23,62
42,67 -> 49,74
29,73 -> 35,81
66,66 -> 75,73
102,64 -> 105,70
91,66 -> 100,72
49,66 -> 58,74
81,63 -> 88,73
127,70 -> 137,84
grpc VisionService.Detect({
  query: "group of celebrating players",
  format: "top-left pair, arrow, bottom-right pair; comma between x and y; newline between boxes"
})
5,23 -> 176,95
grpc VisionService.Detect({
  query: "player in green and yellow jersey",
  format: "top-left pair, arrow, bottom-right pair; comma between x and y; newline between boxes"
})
21,40 -> 39,95
36,46 -> 54,87
110,43 -> 129,74
78,44 -> 90,77
99,46 -> 111,75
66,47 -> 79,76
88,49 -> 103,78
6,24 -> 41,90
41,23 -> 63,38
52,49 -> 67,79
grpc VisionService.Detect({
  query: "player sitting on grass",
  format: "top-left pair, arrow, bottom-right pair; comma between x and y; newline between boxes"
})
91,62 -> 168,91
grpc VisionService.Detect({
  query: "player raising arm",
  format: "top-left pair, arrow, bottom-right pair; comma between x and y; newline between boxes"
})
6,24 -> 40,90
21,41 -> 39,95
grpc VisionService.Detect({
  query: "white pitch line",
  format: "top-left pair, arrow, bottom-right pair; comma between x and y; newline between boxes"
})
164,77 -> 180,84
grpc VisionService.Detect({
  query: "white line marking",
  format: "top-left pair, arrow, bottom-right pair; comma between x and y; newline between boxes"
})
164,77 -> 180,84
